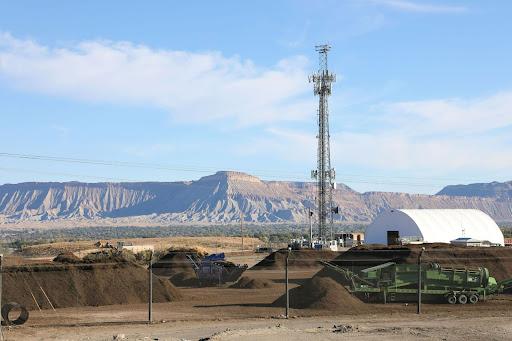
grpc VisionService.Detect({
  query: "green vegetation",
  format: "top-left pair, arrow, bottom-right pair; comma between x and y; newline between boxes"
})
0,223 -> 368,249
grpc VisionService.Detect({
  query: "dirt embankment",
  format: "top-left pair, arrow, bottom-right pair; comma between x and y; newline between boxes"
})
252,249 -> 340,270
2,262 -> 181,310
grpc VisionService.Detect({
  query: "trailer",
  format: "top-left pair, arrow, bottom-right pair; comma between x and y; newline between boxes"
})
321,261 -> 512,304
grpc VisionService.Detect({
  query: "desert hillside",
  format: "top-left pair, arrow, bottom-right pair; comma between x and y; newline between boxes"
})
438,181 -> 512,199
1,171 -> 511,226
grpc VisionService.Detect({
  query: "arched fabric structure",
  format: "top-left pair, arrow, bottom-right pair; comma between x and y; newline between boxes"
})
365,209 -> 504,246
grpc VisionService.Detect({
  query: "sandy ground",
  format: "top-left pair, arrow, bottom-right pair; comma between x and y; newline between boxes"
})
17,237 -> 265,258
3,250 -> 512,340
4,267 -> 512,340
4,311 -> 512,340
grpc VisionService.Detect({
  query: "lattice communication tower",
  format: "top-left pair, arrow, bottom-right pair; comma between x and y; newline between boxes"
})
309,44 -> 336,240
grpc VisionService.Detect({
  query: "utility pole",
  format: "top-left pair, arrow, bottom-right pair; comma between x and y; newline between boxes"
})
240,212 -> 244,253
308,209 -> 314,248
417,247 -> 425,314
285,247 -> 291,319
310,44 -> 336,242
148,250 -> 153,323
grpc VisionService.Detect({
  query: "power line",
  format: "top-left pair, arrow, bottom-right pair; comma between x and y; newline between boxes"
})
0,167 -> 136,182
0,151 -> 498,185
0,166 -> 447,189
0,152 -> 490,189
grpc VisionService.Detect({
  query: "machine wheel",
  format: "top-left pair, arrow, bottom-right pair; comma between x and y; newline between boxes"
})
458,294 -> 468,304
447,295 -> 457,304
469,294 -> 479,304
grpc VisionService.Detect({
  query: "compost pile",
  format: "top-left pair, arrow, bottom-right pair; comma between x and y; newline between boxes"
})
2,262 -> 181,310
82,249 -> 136,263
252,249 -> 339,270
53,252 -> 82,264
152,249 -> 199,286
230,276 -> 275,289
272,276 -> 371,312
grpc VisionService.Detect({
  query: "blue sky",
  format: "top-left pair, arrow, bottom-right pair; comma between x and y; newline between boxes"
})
0,0 -> 511,194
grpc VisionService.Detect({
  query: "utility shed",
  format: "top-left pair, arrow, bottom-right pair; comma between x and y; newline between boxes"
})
365,209 -> 504,246
450,237 -> 491,247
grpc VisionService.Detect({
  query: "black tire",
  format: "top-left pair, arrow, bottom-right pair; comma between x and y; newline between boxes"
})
1,302 -> 29,325
447,295 -> 457,304
469,294 -> 479,304
458,294 -> 468,304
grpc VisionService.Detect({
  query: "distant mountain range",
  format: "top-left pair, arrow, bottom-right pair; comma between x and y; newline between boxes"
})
437,181 -> 512,200
0,171 -> 511,228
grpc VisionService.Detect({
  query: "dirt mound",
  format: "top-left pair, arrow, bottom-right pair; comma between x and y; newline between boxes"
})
252,249 -> 340,270
152,250 -> 199,286
53,252 -> 81,264
83,249 -> 135,263
230,276 -> 275,289
272,276 -> 371,312
169,272 -> 199,287
326,244 -> 512,281
2,262 -> 181,310
167,247 -> 208,257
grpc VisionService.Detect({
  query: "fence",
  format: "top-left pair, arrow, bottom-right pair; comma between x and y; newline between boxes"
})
1,243 -> 512,340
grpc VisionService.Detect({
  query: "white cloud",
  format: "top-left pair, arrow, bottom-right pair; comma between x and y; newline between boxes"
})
371,0 -> 467,14
333,132 -> 512,172
381,91 -> 512,135
251,91 -> 512,176
0,32 -> 314,126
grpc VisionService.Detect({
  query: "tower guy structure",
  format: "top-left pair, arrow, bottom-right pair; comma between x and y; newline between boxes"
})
310,44 -> 336,240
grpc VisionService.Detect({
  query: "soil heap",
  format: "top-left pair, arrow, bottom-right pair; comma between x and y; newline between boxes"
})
230,276 -> 275,289
2,262 -> 181,310
252,249 -> 340,270
83,249 -> 136,263
272,276 -> 371,313
152,249 -> 199,286
53,252 -> 81,264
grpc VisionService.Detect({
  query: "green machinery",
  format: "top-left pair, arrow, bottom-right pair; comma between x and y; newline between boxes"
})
322,261 -> 512,304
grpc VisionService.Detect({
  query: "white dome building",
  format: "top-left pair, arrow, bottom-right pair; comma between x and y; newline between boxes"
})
365,209 -> 504,246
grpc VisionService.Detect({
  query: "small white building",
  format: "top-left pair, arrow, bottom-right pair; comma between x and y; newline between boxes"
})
365,209 -> 504,246
450,237 -> 492,247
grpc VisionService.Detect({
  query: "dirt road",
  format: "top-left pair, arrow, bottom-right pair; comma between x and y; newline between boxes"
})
5,312 -> 512,340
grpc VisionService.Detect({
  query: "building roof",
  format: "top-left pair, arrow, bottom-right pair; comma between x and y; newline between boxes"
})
397,209 -> 504,245
365,209 -> 505,245
451,237 -> 484,243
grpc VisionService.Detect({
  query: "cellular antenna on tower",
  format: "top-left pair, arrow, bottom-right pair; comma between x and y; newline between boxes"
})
309,44 -> 336,241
